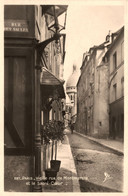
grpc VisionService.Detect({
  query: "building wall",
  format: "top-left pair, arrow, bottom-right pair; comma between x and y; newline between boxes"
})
4,156 -> 34,192
77,47 -> 109,138
109,33 -> 124,103
93,62 -> 109,138
4,5 -> 67,191
43,16 -> 64,80
77,55 -> 91,135
4,5 -> 39,152
109,34 -> 124,74
93,49 -> 109,138
76,28 -> 124,140
40,8 -> 67,173
109,99 -> 124,139
108,30 -> 124,139
4,5 -> 45,191
4,5 -> 42,40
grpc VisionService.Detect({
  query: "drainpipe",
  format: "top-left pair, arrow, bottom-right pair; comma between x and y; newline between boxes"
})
33,34 -> 62,192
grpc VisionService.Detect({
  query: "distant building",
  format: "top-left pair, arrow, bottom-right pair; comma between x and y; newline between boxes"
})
104,27 -> 124,140
65,65 -> 79,126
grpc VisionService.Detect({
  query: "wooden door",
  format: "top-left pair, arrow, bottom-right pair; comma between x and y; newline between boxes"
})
4,48 -> 34,155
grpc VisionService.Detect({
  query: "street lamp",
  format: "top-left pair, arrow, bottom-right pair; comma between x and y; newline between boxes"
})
35,5 -> 68,69
44,5 -> 67,38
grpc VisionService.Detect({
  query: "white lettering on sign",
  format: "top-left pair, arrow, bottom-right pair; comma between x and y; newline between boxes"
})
4,27 -> 28,32
11,23 -> 21,27
4,20 -> 29,32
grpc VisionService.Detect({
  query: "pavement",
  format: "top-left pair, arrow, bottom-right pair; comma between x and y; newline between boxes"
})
42,128 -> 124,192
42,133 -> 80,192
74,130 -> 124,156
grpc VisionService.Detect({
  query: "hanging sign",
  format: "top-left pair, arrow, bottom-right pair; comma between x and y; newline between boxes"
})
4,20 -> 29,32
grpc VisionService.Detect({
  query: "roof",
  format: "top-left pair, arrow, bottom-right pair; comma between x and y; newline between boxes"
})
105,26 -> 124,57
80,42 -> 106,70
112,26 -> 124,36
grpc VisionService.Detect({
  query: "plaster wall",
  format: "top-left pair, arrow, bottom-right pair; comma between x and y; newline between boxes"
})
4,156 -> 34,192
93,63 -> 109,138
77,48 -> 109,138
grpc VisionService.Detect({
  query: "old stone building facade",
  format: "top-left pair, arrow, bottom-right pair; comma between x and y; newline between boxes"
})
76,41 -> 110,138
76,27 -> 124,140
104,27 -> 124,140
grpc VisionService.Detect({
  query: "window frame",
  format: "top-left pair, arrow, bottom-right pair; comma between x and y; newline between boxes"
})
113,51 -> 117,71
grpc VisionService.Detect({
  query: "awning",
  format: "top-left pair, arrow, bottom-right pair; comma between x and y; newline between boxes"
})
40,67 -> 65,99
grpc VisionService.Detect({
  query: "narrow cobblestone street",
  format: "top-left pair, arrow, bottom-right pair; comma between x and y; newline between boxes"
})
67,129 -> 124,192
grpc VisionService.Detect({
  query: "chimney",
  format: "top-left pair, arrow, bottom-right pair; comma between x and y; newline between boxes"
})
105,30 -> 112,43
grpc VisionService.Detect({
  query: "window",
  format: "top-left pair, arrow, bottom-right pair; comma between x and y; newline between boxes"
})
121,77 -> 124,97
113,51 -> 117,70
121,41 -> 124,62
77,103 -> 79,113
99,122 -> 102,126
121,114 -> 124,134
113,84 -> 117,101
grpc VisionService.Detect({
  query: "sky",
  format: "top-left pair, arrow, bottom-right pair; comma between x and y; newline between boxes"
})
63,4 -> 124,82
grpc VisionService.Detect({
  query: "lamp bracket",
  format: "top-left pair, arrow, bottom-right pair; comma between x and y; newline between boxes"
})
36,33 -> 61,52
35,33 -> 61,70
